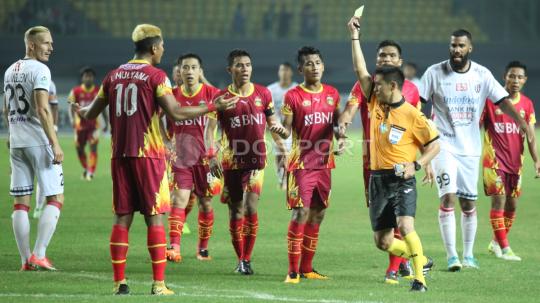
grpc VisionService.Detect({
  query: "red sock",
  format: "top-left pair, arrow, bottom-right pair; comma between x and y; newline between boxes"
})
300,223 -> 320,273
110,224 -> 129,282
504,210 -> 516,234
287,221 -> 305,274
490,209 -> 508,248
88,143 -> 98,174
242,213 -> 259,261
387,229 -> 404,273
198,210 -> 214,250
147,225 -> 167,281
76,147 -> 87,171
185,193 -> 196,217
229,218 -> 244,259
168,207 -> 185,250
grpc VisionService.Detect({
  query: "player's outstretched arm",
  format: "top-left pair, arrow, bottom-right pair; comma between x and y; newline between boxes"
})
338,103 -> 358,135
267,114 -> 290,140
498,98 -> 532,139
80,95 -> 108,121
347,16 -> 372,97
158,93 -> 237,121
35,89 -> 63,163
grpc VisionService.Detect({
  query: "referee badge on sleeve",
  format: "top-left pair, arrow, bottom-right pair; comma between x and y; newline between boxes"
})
388,125 -> 405,144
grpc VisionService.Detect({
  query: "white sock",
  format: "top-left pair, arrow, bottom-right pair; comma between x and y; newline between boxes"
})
12,209 -> 31,264
35,185 -> 46,210
438,207 -> 458,259
461,208 -> 477,258
33,203 -> 61,258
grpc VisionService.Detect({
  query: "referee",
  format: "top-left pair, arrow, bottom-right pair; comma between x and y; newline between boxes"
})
347,16 -> 440,292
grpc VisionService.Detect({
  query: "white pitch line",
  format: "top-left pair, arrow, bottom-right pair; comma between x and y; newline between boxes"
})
1,270 -> 382,303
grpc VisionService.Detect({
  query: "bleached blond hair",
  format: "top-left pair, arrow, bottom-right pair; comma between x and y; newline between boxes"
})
132,24 -> 162,42
24,26 -> 50,43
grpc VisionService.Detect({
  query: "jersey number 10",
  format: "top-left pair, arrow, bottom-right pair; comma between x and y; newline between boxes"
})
114,83 -> 138,117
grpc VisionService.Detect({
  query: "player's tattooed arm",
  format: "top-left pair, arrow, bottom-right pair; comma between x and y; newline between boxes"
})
268,114 -> 290,140
347,16 -> 372,97
205,116 -> 222,178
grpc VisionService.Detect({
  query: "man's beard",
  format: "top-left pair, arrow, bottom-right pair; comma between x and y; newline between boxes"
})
449,52 -> 470,70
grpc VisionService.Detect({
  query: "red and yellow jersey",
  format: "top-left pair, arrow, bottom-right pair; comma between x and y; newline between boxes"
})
213,83 -> 274,170
166,83 -> 219,165
482,93 -> 536,174
347,79 -> 421,141
282,84 -> 340,170
68,84 -> 100,131
98,59 -> 172,159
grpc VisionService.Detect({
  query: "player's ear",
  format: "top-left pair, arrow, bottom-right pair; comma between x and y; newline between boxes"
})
226,66 -> 232,75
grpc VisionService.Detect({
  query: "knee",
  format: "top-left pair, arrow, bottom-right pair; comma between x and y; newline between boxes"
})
440,194 -> 456,208
229,205 -> 244,219
374,233 -> 392,251
199,199 -> 213,212
291,208 -> 309,223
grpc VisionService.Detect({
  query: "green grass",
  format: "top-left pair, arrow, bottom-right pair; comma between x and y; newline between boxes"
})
1,130 -> 539,303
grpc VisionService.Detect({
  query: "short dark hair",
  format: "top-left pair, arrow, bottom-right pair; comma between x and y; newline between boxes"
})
177,53 -> 203,67
297,46 -> 323,66
452,29 -> 472,41
79,66 -> 96,78
377,40 -> 402,56
505,60 -> 527,76
227,49 -> 251,67
375,65 -> 405,89
280,62 -> 293,70
134,36 -> 162,54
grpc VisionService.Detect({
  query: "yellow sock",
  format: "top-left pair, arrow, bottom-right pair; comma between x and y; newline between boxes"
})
403,231 -> 427,285
387,238 -> 410,258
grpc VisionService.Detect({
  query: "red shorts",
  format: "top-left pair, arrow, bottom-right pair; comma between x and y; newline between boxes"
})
483,167 -> 522,198
112,158 -> 171,215
221,169 -> 264,204
287,169 -> 331,209
171,165 -> 222,198
75,128 -> 98,147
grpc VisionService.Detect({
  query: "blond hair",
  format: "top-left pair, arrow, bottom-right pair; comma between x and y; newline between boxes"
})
132,24 -> 162,42
24,26 -> 50,43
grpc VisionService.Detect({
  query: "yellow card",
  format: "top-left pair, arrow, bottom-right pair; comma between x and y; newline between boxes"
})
354,5 -> 364,17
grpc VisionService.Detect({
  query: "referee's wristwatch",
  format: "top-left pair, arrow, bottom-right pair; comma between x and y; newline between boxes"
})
413,161 -> 422,171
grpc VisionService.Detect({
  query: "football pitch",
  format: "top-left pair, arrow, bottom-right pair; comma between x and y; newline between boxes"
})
1,130 -> 539,303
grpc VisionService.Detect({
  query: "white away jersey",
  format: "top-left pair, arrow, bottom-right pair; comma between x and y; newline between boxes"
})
4,59 -> 51,148
267,81 -> 297,116
419,60 -> 507,156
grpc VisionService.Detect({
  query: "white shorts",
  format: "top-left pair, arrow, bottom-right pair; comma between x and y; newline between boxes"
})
431,149 -> 479,200
10,145 -> 64,197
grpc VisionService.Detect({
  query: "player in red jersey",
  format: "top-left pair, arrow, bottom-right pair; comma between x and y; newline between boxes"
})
79,24 -> 237,295
482,61 -> 539,261
277,46 -> 344,284
205,49 -> 286,275
162,53 -> 222,263
339,40 -> 420,284
68,66 -> 106,180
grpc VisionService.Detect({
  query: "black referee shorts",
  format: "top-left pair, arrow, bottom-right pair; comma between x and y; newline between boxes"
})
368,170 -> 417,231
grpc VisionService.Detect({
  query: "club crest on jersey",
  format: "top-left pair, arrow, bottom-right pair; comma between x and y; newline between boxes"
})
495,108 -> 503,115
475,84 -> 481,93
254,97 -> 263,107
520,109 -> 526,118
199,100 -> 206,106
326,96 -> 334,106
302,100 -> 311,106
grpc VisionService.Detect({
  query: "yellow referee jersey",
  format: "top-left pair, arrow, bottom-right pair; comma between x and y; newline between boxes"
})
368,96 -> 438,170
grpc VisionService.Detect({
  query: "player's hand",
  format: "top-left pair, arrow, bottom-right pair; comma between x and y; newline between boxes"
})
52,143 -> 64,164
209,157 -> 223,178
401,162 -> 416,179
422,163 -> 435,187
336,122 -> 349,139
534,161 -> 540,179
214,95 -> 239,111
347,16 -> 361,37
269,124 -> 289,139
334,137 -> 346,156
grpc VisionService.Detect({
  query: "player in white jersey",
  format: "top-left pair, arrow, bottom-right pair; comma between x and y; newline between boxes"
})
34,79 -> 59,219
419,29 -> 531,271
3,26 -> 65,271
267,62 -> 297,190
